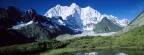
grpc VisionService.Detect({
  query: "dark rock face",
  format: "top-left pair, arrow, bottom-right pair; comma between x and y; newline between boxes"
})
0,6 -> 22,27
0,6 -> 79,46
22,8 -> 38,22
93,17 -> 123,33
0,6 -> 49,46
0,28 -> 34,47
17,24 -> 50,41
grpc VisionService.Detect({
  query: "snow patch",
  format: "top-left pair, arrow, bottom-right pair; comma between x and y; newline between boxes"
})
41,22 -> 54,28
58,19 -> 66,25
12,21 -> 33,29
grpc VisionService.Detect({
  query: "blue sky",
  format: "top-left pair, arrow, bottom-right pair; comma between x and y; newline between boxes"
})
0,0 -> 144,21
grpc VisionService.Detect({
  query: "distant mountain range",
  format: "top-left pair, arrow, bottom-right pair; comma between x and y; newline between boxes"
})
45,3 -> 130,32
0,3 -> 131,46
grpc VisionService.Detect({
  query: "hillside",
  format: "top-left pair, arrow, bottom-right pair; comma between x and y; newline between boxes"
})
115,11 -> 144,35
38,24 -> 144,55
66,24 -> 144,48
93,17 -> 123,33
115,24 -> 144,47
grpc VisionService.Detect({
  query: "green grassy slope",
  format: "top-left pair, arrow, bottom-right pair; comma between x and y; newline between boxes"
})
114,25 -> 144,47
0,40 -> 67,55
67,25 -> 144,48
42,25 -> 144,55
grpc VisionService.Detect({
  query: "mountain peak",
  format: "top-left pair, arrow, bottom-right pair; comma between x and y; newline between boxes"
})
70,3 -> 78,8
27,8 -> 36,13
84,6 -> 94,11
119,18 -> 130,26
44,3 -> 130,31
71,3 -> 77,6
86,6 -> 91,8
26,8 -> 37,16
55,4 -> 61,8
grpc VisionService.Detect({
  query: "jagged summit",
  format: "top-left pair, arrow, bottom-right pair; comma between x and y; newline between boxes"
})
27,8 -> 37,14
70,3 -> 78,7
44,3 -> 130,31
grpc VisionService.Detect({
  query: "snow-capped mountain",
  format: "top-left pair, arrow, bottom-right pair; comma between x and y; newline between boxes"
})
0,6 -> 81,45
44,3 -> 130,31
